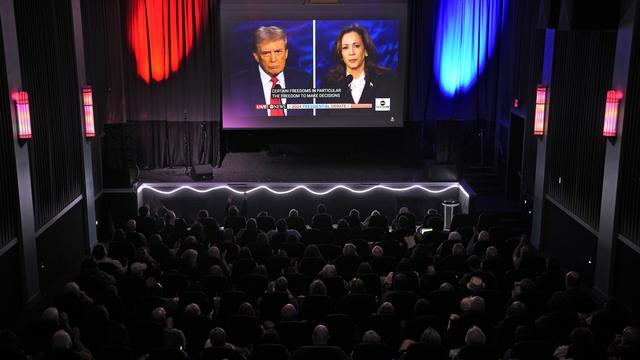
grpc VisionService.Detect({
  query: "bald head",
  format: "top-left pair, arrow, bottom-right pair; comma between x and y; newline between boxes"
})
151,307 -> 167,325
362,330 -> 381,343
51,330 -> 72,350
63,282 -> 81,296
378,302 -> 395,315
281,304 -> 297,321
41,307 -> 60,324
312,325 -> 330,345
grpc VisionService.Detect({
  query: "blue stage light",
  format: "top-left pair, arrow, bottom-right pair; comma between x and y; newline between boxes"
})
434,0 -> 504,97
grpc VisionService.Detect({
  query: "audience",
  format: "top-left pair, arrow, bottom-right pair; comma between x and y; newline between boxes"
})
7,204 -> 635,360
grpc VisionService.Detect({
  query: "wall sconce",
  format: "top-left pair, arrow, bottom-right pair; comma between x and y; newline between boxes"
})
533,85 -> 547,136
603,90 -> 623,137
12,91 -> 32,139
82,87 -> 95,138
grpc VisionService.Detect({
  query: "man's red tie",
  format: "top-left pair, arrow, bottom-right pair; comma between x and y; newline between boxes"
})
270,76 -> 285,117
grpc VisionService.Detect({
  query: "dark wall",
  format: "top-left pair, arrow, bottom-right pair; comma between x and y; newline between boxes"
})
14,0 -> 84,230
617,1 -> 640,246
36,202 -> 87,303
545,31 -> 615,230
0,245 -> 23,328
613,240 -> 640,325
542,199 -> 597,286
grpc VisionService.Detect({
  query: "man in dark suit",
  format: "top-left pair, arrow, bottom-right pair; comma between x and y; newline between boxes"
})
230,26 -> 312,117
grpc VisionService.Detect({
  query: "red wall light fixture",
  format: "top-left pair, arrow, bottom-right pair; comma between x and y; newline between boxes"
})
603,90 -> 623,137
533,86 -> 547,136
12,91 -> 32,139
82,87 -> 95,138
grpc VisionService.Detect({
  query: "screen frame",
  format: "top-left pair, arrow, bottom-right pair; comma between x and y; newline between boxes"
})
219,0 -> 410,130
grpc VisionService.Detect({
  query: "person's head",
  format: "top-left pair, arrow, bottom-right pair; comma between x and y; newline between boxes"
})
337,219 -> 350,230
288,208 -> 298,217
348,278 -> 366,293
452,242 -> 465,256
151,307 -> 167,325
371,245 -> 384,258
378,302 -> 395,315
362,330 -> 381,343
304,244 -> 322,258
349,262 -> 368,277
197,209 -> 209,220
281,304 -> 297,321
420,327 -> 442,347
333,24 -> 378,77
393,273 -> 409,291
320,264 -> 337,277
506,301 -> 527,319
246,218 -> 258,231
316,203 -> 327,214
478,230 -> 490,242
276,218 -> 288,232
41,307 -> 60,324
209,327 -> 227,347
274,276 -> 289,292
309,279 -> 327,295
349,208 -> 360,219
312,325 -> 330,345
238,302 -> 255,316
448,231 -> 462,242
469,296 -> 486,312
252,26 -> 288,77
130,262 -> 147,277
125,219 -> 136,232
92,244 -> 107,260
485,246 -> 498,258
262,328 -> 280,344
343,243 -> 357,256
565,271 -> 581,290
139,205 -> 150,217
184,303 -> 202,318
465,326 -> 486,345
228,205 -> 239,217
51,330 -> 72,350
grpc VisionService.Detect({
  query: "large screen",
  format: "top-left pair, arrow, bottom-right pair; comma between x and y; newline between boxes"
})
220,0 -> 408,129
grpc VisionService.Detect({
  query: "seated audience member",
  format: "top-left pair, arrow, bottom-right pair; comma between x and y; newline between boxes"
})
364,210 -> 389,230
47,328 -> 93,360
0,329 -> 28,360
312,204 -> 334,232
553,326 -> 598,360
236,218 -> 260,247
437,231 -> 463,258
548,271 -> 595,315
150,307 -> 186,351
351,330 -> 394,360
286,209 -> 307,234
224,205 -> 246,235
455,325 -> 495,360
607,326 -> 640,360
201,328 -> 243,360
334,243 -> 362,281
92,244 -> 126,275
399,327 -> 446,360
269,218 -> 302,243
256,211 -> 276,233
392,207 -> 416,230
292,325 -> 349,360
344,208 -> 363,230
136,205 -> 157,238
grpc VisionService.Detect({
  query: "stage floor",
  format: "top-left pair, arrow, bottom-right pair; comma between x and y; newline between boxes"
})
139,151 -> 427,183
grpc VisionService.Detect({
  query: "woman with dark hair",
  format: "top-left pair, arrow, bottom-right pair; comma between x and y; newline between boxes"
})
320,24 -> 396,109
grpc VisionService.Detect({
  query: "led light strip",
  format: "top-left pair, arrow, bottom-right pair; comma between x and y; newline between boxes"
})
137,183 -> 470,198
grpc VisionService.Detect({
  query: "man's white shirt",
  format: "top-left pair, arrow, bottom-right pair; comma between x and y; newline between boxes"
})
259,65 -> 287,116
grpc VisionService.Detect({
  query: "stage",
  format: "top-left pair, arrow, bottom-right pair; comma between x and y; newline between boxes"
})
138,151 -> 431,183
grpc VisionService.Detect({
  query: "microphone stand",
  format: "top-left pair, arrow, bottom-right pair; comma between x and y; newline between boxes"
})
199,121 -> 207,164
183,110 -> 192,174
